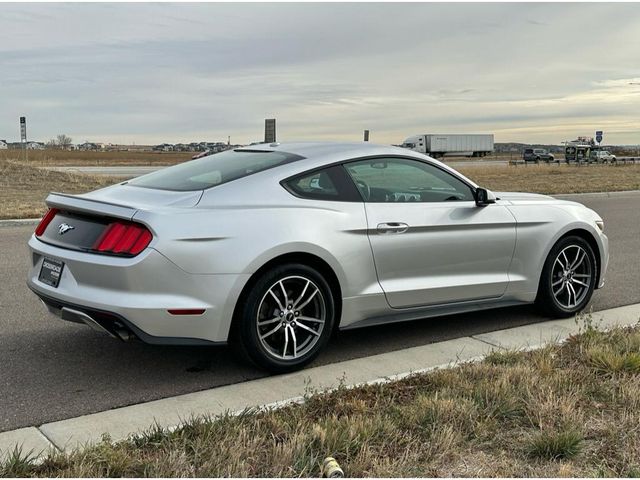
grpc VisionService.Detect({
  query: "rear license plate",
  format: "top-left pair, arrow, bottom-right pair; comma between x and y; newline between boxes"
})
39,258 -> 64,288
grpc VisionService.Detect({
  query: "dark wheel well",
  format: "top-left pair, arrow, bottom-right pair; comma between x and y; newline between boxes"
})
230,252 -> 343,340
552,229 -> 602,287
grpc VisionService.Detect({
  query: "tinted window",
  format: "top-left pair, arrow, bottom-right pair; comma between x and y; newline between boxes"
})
284,165 -> 361,202
129,149 -> 303,191
287,170 -> 338,198
344,157 -> 474,203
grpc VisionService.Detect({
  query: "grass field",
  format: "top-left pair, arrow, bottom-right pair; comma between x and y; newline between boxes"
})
4,320 -> 640,477
459,164 -> 640,195
1,153 -> 639,220
0,161 -> 118,220
0,149 -> 192,167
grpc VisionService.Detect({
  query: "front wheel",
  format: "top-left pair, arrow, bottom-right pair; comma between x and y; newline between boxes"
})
234,264 -> 336,373
536,236 -> 597,318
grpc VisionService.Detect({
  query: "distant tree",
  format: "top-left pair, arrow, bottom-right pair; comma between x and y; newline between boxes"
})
56,134 -> 73,150
46,139 -> 57,149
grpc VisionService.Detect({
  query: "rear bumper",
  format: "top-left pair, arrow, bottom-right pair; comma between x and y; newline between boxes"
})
27,235 -> 250,343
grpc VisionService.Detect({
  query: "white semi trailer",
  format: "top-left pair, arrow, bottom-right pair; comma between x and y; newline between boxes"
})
401,134 -> 494,158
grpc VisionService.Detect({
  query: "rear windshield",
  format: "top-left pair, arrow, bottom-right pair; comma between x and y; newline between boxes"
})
129,149 -> 304,191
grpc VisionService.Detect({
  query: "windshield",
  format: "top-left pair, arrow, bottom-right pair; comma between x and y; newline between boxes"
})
129,149 -> 304,191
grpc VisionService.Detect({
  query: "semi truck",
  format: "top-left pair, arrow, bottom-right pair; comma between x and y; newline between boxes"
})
401,134 -> 494,158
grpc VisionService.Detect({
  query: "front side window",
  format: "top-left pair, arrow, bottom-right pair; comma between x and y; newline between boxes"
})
344,157 -> 474,203
129,149 -> 303,191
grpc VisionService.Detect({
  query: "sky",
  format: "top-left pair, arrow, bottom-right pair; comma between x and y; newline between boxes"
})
1,2 -> 639,146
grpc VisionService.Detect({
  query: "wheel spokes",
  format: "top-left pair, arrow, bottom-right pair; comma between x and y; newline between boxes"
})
282,324 -> 289,359
551,244 -> 593,310
279,281 -> 290,307
257,275 -> 326,361
258,316 -> 281,327
553,282 -> 566,297
260,322 -> 282,340
570,249 -> 586,271
295,287 -> 318,311
268,289 -> 285,311
567,283 -> 577,307
296,322 -> 321,337
289,326 -> 298,358
298,315 -> 325,324
293,280 -> 310,308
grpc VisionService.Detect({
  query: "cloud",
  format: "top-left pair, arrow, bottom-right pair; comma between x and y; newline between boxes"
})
0,3 -> 639,145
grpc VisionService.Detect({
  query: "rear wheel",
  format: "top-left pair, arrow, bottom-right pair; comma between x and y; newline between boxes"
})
536,236 -> 597,318
234,264 -> 335,373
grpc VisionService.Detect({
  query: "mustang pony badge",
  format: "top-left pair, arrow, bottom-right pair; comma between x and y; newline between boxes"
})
58,223 -> 75,235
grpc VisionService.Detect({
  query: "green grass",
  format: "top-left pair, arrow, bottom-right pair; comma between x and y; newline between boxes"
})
527,429 -> 584,460
4,320 -> 640,477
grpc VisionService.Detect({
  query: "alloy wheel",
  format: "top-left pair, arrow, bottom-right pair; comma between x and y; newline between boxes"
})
551,244 -> 592,309
256,275 -> 326,361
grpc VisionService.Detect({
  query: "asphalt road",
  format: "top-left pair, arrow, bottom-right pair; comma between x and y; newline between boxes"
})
45,160 -> 614,177
44,166 -> 160,178
1,192 -> 639,432
43,160 -> 513,178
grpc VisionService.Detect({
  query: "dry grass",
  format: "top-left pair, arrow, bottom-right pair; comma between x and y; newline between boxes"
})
0,149 -> 191,167
1,154 -> 639,220
459,164 -> 640,194
5,321 -> 640,477
0,160 -> 119,220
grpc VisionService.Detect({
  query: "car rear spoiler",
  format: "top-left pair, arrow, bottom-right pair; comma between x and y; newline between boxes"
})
45,192 -> 138,221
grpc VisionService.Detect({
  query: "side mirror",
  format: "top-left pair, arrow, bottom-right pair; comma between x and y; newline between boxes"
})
475,187 -> 496,206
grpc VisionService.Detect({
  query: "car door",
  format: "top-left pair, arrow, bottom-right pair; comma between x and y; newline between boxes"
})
343,157 -> 517,308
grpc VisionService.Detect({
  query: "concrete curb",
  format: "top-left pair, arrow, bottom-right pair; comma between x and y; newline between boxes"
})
1,302 -> 638,460
555,190 -> 640,199
0,218 -> 40,227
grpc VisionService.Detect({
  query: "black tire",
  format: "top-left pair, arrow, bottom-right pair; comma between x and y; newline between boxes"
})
535,235 -> 597,318
233,263 -> 336,373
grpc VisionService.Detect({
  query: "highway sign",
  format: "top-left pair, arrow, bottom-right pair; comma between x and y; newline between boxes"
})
595,130 -> 603,143
19,116 -> 27,143
264,119 -> 276,143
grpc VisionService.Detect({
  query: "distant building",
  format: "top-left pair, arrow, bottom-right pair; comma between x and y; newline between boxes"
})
152,143 -> 174,152
78,142 -> 100,151
26,141 -> 45,150
0,140 -> 7,150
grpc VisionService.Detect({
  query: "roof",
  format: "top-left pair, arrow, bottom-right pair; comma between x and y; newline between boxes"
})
236,141 -> 409,158
235,141 -> 479,189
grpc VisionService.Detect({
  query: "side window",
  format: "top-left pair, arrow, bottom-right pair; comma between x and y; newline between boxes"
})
344,157 -> 474,203
283,165 -> 361,201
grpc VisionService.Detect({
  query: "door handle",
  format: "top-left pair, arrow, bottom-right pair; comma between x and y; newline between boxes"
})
377,222 -> 409,234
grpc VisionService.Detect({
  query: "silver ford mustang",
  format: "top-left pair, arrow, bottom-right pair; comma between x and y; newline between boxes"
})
27,142 -> 608,372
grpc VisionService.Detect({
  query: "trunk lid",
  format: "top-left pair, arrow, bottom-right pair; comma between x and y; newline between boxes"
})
38,184 -> 202,254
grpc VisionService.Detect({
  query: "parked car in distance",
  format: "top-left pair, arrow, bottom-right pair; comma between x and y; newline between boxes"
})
27,142 -> 609,373
523,148 -> 555,163
590,150 -> 616,164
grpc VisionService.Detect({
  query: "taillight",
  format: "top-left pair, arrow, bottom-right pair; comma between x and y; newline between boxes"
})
35,208 -> 59,236
93,221 -> 152,256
